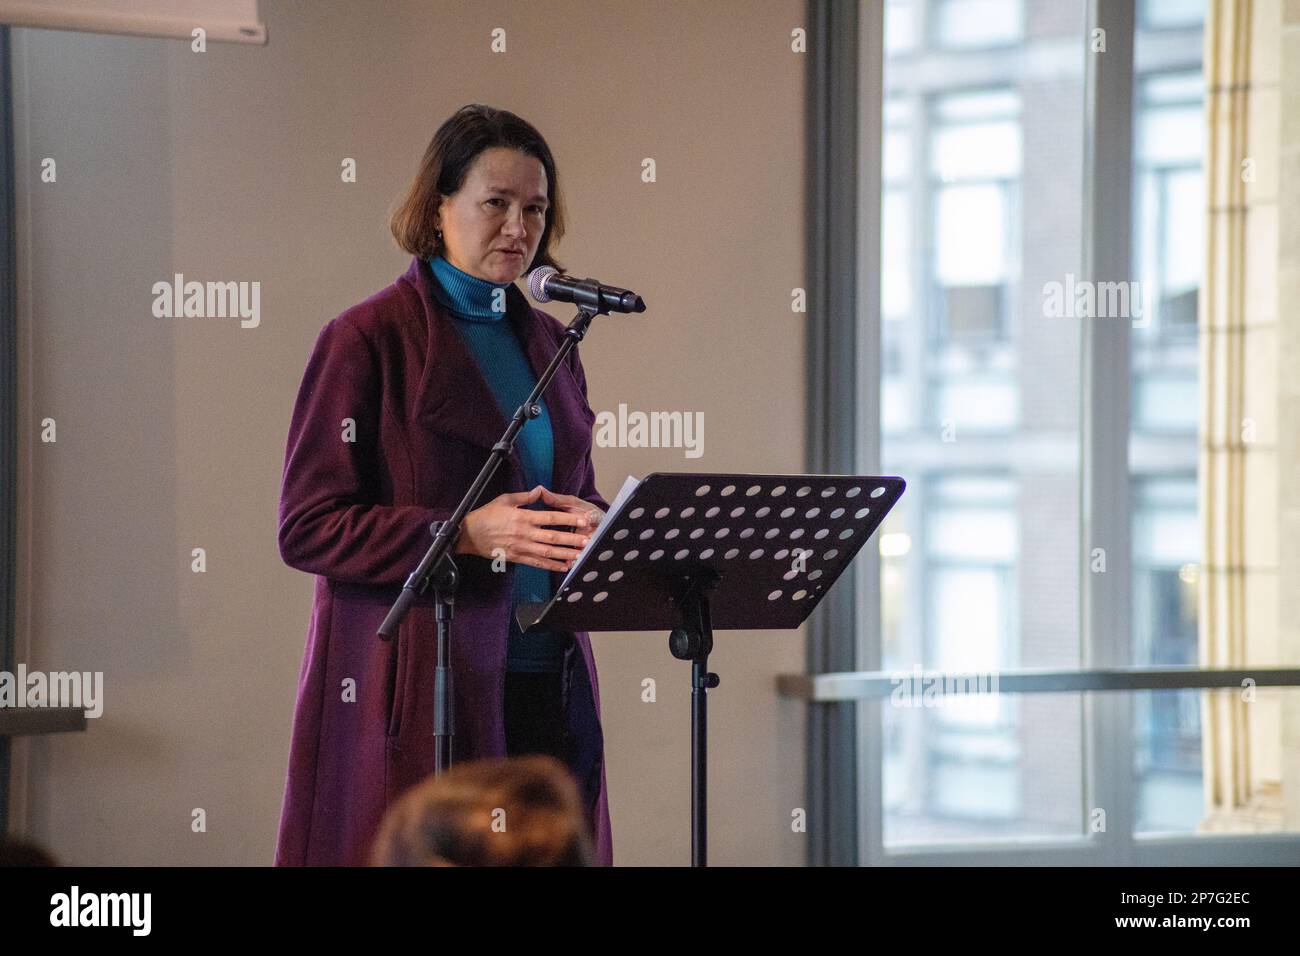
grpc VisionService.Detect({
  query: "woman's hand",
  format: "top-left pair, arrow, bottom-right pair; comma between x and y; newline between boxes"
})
456,485 -> 594,572
537,487 -> 606,532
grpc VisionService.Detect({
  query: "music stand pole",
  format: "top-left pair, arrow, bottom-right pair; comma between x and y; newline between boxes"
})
669,569 -> 721,867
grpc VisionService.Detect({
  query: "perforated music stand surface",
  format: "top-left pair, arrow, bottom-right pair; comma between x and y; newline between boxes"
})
517,472 -> 905,634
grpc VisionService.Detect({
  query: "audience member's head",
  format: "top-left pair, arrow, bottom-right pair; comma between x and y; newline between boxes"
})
0,835 -> 57,866
371,755 -> 595,867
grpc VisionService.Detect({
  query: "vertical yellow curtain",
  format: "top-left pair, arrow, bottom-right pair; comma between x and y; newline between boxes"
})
1198,0 -> 1287,832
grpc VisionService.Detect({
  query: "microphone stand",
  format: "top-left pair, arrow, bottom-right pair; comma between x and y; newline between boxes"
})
378,279 -> 612,777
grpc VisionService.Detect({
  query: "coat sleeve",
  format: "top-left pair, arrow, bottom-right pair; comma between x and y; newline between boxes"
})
568,347 -> 610,515
278,315 -> 455,587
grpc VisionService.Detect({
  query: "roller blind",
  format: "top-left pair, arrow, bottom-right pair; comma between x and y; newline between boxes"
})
0,0 -> 265,45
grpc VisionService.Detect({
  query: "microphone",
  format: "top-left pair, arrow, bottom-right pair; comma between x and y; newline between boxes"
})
528,266 -> 647,314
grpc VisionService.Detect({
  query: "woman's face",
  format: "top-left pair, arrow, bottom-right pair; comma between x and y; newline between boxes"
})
434,147 -> 549,284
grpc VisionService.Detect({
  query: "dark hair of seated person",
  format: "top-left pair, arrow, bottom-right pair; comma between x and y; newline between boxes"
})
0,836 -> 57,866
370,754 -> 595,867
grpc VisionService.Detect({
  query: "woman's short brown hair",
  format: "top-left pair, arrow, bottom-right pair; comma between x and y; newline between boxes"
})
390,104 -> 566,274
370,754 -> 595,867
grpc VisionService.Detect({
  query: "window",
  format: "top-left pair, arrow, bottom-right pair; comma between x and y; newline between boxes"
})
877,0 -> 1083,845
929,90 -> 1020,346
1128,4 -> 1205,835
1132,479 -> 1202,832
1133,71 -> 1203,433
881,81 -> 1024,437
1140,0 -> 1205,30
807,0 -> 1300,868
933,0 -> 1023,49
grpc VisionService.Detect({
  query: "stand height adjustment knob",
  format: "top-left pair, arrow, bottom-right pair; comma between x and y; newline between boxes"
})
669,627 -> 698,660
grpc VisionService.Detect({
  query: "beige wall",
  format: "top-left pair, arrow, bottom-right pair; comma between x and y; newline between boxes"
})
7,0 -> 807,865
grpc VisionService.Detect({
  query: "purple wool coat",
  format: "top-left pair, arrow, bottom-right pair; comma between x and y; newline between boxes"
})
274,256 -> 613,866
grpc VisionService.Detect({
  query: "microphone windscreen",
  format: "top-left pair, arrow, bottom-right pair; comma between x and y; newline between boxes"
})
528,266 -> 559,303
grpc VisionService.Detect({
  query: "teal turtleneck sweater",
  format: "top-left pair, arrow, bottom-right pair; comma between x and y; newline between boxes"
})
428,254 -> 569,673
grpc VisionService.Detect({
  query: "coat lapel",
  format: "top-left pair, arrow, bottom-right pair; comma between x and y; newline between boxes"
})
401,256 -> 591,493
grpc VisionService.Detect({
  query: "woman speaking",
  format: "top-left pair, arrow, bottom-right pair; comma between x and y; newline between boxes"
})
273,104 -> 613,866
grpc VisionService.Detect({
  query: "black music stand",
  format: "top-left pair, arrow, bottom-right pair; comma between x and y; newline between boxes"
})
517,471 -> 905,866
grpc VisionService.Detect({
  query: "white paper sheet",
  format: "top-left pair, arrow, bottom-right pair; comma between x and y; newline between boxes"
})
557,475 -> 642,592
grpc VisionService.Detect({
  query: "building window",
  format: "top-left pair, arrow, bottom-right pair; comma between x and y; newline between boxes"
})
1133,70 -> 1203,434
928,90 -> 1020,347
1131,478 -> 1202,831
932,0 -> 1024,50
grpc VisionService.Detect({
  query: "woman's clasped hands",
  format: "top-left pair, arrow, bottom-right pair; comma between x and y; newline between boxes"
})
456,485 -> 605,573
